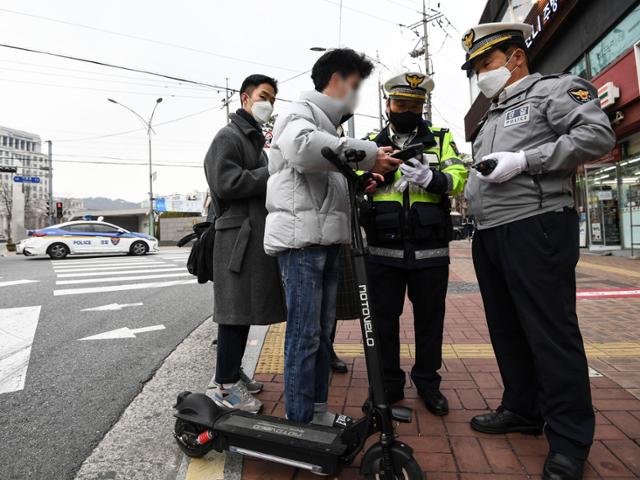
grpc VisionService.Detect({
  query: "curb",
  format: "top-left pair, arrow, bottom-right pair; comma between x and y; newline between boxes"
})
176,324 -> 270,480
74,317 -> 217,480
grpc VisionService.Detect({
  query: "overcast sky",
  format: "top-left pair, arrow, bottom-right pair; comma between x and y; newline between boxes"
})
1,0 -> 484,202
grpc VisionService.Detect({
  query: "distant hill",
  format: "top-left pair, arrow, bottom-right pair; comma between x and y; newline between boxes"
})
82,197 -> 140,210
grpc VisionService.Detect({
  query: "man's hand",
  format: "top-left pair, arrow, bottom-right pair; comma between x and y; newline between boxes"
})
372,146 -> 401,174
363,172 -> 385,194
477,151 -> 527,183
399,158 -> 433,189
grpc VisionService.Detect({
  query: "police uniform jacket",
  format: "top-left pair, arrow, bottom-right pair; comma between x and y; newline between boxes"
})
365,120 -> 467,268
466,73 -> 616,230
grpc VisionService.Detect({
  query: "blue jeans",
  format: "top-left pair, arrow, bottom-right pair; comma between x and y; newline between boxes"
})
278,245 -> 340,423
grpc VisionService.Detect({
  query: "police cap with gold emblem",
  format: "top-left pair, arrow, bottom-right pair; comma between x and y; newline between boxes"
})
461,22 -> 531,70
384,72 -> 434,101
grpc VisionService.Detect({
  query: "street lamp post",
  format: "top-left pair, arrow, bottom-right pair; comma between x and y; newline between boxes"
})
107,97 -> 163,236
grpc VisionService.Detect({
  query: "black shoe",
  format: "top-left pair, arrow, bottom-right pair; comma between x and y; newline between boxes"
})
330,350 -> 348,373
419,390 -> 449,416
471,406 -> 543,435
542,452 -> 584,480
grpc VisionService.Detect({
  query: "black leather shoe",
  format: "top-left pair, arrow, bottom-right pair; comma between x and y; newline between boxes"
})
330,351 -> 348,373
471,407 -> 543,435
542,452 -> 584,480
419,390 -> 449,416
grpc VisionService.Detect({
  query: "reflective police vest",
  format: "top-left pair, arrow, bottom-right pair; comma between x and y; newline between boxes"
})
364,122 -> 468,267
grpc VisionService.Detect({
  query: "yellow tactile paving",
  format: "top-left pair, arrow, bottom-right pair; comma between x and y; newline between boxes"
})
184,453 -> 226,480
255,325 -> 640,374
578,259 -> 640,279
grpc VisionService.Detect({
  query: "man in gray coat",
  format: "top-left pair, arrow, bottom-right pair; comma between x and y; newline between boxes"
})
204,74 -> 284,413
460,23 -> 616,480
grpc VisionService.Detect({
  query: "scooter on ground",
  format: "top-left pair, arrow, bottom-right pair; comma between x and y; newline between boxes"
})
172,147 -> 424,479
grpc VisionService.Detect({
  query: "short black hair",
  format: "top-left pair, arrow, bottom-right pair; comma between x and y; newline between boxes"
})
239,74 -> 278,98
311,48 -> 374,92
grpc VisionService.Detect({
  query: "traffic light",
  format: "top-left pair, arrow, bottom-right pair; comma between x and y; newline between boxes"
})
56,201 -> 63,219
45,201 -> 51,216
0,166 -> 17,173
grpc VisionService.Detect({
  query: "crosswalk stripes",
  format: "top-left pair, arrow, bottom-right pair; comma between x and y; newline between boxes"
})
50,253 -> 197,296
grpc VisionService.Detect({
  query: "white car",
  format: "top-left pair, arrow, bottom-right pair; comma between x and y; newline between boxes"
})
15,238 -> 28,254
22,220 -> 159,259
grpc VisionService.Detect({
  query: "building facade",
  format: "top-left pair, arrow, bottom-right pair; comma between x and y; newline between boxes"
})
465,0 -> 640,252
0,126 -> 51,239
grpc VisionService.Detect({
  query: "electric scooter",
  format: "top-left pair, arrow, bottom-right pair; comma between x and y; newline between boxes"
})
173,148 -> 424,479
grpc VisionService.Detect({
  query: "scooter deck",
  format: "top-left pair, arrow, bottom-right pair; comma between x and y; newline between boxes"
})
213,411 -> 348,474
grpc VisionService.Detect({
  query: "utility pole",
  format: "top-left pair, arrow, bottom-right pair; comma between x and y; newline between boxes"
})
422,0 -> 432,121
225,77 -> 230,122
46,140 -> 53,226
406,2 -> 450,122
376,51 -> 384,131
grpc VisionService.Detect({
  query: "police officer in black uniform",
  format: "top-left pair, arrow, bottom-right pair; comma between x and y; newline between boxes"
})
364,72 -> 468,416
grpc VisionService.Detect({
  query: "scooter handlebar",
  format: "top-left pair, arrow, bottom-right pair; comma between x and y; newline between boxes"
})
321,147 -> 367,185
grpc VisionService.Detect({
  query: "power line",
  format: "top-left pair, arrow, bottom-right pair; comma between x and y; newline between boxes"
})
0,58 -> 210,86
0,43 -> 237,92
0,77 -> 222,99
52,106 -> 221,142
0,7 -> 299,72
317,0 -> 404,25
0,65 -> 217,91
53,158 -> 202,168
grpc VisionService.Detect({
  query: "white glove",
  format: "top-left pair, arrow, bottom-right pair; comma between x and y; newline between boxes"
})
399,158 -> 433,189
478,151 -> 527,183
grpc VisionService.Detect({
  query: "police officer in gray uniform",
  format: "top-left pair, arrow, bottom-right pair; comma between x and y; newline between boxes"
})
460,23 -> 615,480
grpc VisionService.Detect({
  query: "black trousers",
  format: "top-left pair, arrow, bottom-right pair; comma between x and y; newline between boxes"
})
214,324 -> 250,385
367,261 -> 449,394
472,208 -> 594,460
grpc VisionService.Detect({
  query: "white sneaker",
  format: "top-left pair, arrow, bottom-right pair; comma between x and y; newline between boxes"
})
212,381 -> 263,414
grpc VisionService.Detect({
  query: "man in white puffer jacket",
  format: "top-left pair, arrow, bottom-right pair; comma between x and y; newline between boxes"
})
264,48 -> 400,425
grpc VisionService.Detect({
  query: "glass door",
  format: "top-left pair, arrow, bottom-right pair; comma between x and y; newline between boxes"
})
585,164 -> 621,249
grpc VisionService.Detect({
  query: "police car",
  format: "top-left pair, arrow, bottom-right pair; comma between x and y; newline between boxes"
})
22,220 -> 159,259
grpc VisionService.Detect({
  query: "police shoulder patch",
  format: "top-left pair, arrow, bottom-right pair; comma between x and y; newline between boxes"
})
567,87 -> 593,104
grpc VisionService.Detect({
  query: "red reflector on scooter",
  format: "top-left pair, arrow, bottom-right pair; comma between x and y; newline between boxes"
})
197,430 -> 214,445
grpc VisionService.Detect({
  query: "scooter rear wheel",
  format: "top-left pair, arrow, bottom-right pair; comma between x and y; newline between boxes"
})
174,419 -> 212,458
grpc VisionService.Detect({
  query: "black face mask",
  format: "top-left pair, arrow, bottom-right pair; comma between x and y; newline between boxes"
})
389,111 -> 422,134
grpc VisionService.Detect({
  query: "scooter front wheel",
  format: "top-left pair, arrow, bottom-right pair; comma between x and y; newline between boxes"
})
174,419 -> 213,458
365,459 -> 423,480
361,442 -> 425,480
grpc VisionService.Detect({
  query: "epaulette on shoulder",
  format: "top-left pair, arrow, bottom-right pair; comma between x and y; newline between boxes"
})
538,73 -> 566,83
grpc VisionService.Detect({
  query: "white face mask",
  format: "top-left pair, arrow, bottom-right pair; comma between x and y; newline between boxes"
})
250,100 -> 273,125
476,53 -> 517,98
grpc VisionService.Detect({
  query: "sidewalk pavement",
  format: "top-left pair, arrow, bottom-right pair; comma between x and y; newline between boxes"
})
189,240 -> 640,479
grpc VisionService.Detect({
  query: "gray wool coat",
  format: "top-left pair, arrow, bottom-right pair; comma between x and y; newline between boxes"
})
204,111 -> 285,326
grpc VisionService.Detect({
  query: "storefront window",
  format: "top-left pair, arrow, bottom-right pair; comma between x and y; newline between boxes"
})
588,4 -> 640,77
619,156 -> 640,250
568,56 -> 588,79
500,0 -> 531,22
